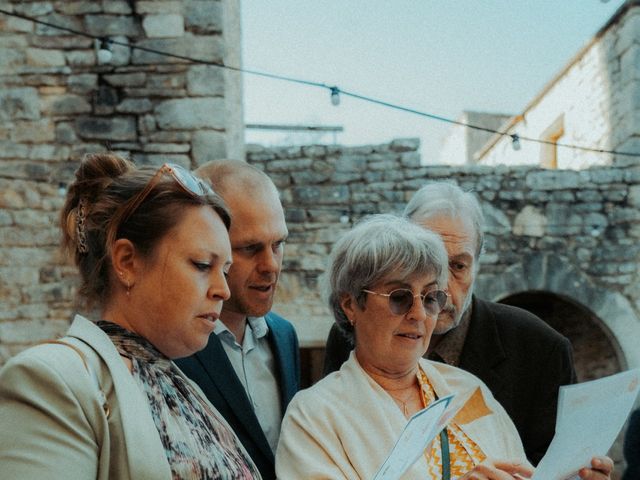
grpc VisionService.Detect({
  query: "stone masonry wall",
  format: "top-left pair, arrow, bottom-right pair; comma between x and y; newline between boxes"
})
247,139 -> 640,372
0,0 -> 240,363
478,2 -> 639,169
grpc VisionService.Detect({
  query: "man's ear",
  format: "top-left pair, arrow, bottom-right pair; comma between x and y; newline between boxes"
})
111,238 -> 138,285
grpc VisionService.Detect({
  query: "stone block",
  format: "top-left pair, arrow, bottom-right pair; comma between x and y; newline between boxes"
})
155,97 -> 225,129
143,14 -> 184,38
136,1 -> 182,14
103,72 -> 146,87
0,142 -> 29,160
389,138 -> 419,152
147,73 -> 185,89
335,155 -> 367,173
0,88 -> 40,121
0,318 -> 70,343
26,48 -> 66,67
2,16 -> 34,33
68,74 -> 98,94
291,185 -> 349,205
116,98 -> 153,114
30,145 -> 70,162
65,50 -> 96,67
102,0 -> 133,14
482,203 -> 511,235
184,0 -> 223,33
134,153 -> 190,168
35,14 -> 83,36
513,205 -> 547,237
291,170 -> 332,185
132,35 -> 222,64
331,172 -> 362,185
56,1 -> 103,15
141,143 -> 190,153
55,122 -> 78,144
75,116 -> 137,141
186,65 -> 224,96
267,158 -> 312,173
0,35 -> 28,49
191,130 -> 226,164
148,131 -> 192,143
14,2 -> 54,16
628,184 -> 640,207
12,120 -> 55,143
525,170 -> 581,190
84,14 -> 142,36
43,94 -> 92,116
614,10 -> 640,56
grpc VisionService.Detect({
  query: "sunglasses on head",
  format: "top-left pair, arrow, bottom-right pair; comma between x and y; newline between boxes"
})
107,163 -> 213,246
121,163 -> 212,223
362,288 -> 449,317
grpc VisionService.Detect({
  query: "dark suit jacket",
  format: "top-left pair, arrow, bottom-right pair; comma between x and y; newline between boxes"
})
623,409 -> 640,480
322,295 -> 576,465
176,312 -> 300,480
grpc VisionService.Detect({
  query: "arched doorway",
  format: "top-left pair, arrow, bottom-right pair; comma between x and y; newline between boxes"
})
499,290 -> 625,382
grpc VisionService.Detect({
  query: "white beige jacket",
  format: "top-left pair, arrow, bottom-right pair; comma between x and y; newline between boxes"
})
276,352 -> 526,480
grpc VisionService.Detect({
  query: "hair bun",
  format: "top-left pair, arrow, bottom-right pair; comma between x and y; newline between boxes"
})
73,153 -> 134,200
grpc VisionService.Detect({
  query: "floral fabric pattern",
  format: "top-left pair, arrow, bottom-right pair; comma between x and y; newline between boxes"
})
98,321 -> 260,480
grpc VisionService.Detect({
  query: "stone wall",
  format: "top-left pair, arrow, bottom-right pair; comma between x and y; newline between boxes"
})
0,0 -> 241,363
247,139 -> 640,372
476,2 -> 639,169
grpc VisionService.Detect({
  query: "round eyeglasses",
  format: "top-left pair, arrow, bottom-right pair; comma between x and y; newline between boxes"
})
362,288 -> 449,317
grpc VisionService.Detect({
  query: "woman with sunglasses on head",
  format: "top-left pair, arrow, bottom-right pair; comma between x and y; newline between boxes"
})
0,153 -> 261,479
276,214 -> 613,480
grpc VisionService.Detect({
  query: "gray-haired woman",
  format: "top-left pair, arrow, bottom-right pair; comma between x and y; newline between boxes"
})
275,214 -> 613,480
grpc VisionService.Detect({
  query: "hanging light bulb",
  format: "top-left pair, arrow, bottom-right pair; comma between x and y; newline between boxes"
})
330,87 -> 340,106
511,133 -> 521,151
97,38 -> 113,64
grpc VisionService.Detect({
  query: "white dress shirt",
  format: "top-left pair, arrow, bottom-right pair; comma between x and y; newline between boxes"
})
215,316 -> 283,453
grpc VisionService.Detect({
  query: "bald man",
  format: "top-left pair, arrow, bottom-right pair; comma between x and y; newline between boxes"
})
176,160 -> 299,480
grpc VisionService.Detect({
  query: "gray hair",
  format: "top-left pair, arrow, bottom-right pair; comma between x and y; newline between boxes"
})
403,182 -> 485,258
324,214 -> 448,342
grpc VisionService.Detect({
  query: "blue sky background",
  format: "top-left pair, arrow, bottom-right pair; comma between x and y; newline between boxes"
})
241,1 -> 627,162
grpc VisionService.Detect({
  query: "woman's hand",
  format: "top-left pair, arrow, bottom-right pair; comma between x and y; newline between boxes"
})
459,459 -> 534,479
578,456 -> 614,479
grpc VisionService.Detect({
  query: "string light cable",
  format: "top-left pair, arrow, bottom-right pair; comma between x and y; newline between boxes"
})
1,8 -> 639,158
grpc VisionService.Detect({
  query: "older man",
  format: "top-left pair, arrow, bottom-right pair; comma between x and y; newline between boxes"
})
177,160 -> 299,480
323,182 -> 576,465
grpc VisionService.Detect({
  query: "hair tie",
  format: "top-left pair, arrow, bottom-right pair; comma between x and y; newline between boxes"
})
76,198 -> 89,254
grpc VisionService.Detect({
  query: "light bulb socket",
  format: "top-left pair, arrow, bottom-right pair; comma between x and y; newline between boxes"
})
97,37 -> 113,64
330,87 -> 340,106
511,133 -> 521,151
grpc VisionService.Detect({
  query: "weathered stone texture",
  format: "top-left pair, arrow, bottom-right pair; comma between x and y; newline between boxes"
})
155,97 -> 225,129
142,14 -> 185,38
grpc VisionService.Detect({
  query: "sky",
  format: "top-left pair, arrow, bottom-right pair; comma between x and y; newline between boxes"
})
241,1 -> 628,163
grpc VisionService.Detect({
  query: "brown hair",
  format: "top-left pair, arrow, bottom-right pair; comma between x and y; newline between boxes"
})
61,153 -> 231,308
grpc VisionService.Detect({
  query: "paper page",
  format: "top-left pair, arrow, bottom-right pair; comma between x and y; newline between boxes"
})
373,395 -> 452,480
533,368 -> 640,480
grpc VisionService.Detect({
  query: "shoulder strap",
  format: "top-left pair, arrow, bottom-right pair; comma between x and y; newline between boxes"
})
40,339 -> 111,419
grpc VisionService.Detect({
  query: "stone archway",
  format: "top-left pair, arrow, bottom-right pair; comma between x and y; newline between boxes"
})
498,291 -> 623,382
475,252 -> 640,370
